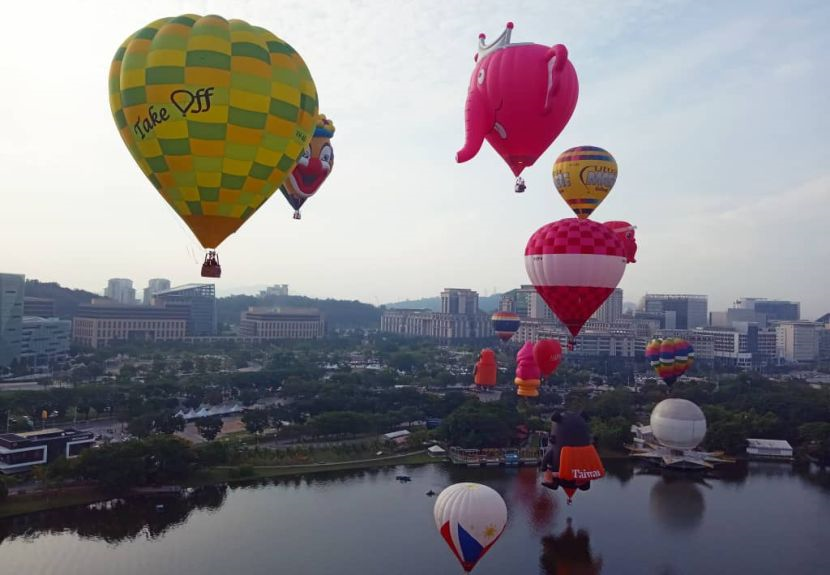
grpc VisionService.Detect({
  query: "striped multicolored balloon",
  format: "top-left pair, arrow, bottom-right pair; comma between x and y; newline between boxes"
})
646,337 -> 695,386
491,311 -> 520,342
553,146 -> 617,219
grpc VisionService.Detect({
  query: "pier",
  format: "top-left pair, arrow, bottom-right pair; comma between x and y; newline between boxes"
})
448,447 -> 540,467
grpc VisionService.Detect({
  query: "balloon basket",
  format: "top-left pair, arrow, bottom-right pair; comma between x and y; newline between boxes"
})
293,210 -> 302,220
201,251 -> 221,278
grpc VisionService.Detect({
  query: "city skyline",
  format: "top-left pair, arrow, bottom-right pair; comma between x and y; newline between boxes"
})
0,1 -> 827,319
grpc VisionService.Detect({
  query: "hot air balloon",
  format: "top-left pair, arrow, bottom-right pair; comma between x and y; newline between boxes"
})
533,338 -> 563,377
474,349 -> 497,389
553,146 -> 617,218
602,221 -> 637,263
280,114 -> 335,219
109,14 -> 319,277
541,412 -> 605,503
645,338 -> 695,386
525,218 -> 628,349
491,311 -> 520,342
514,341 -> 541,397
434,482 -> 508,573
456,22 -> 578,189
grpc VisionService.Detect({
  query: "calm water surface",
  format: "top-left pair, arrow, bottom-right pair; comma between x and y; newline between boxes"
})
1,460 -> 828,575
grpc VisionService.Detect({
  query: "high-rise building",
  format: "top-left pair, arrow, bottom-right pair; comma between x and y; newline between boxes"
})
776,321 -> 819,363
591,288 -> 623,323
104,278 -> 136,305
642,294 -> 708,329
440,289 -> 479,315
152,283 -> 217,336
23,297 -> 56,318
143,278 -> 171,304
528,291 -> 556,321
501,285 -> 536,318
0,273 -> 25,368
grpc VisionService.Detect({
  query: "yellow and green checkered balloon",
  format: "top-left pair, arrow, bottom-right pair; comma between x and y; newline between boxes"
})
109,14 -> 318,249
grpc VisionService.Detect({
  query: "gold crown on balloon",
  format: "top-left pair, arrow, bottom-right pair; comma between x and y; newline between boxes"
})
475,22 -> 514,62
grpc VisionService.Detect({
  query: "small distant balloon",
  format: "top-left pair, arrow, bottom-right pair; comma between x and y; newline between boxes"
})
645,338 -> 695,386
533,339 -> 562,377
491,311 -> 520,342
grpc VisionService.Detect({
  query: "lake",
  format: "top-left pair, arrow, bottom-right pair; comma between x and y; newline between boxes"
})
1,460 -> 828,574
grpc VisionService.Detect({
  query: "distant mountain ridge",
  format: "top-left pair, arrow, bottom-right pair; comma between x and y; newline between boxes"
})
384,294 -> 503,313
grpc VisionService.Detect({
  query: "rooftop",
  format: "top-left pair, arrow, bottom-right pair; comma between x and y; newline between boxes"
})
746,438 -> 792,449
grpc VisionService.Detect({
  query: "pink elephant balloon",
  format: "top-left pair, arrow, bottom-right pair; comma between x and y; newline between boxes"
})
603,221 -> 638,263
456,22 -> 579,180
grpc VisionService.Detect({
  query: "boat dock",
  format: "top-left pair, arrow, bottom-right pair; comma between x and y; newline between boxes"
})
448,447 -> 540,467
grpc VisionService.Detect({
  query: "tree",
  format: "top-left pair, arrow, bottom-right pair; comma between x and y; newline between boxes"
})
242,410 -> 270,436
127,414 -> 156,439
179,358 -> 195,373
154,412 -> 186,435
196,416 -> 224,441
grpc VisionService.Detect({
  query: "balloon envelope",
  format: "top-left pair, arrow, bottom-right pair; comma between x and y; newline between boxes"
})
434,482 -> 508,572
553,146 -> 617,219
646,338 -> 694,386
533,339 -> 562,376
525,218 -> 627,344
109,14 -> 318,249
650,398 -> 706,450
280,114 -> 335,218
474,349 -> 497,387
456,23 -> 578,177
491,311 -> 520,342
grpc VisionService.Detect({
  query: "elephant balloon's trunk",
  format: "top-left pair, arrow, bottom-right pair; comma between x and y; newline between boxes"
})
456,90 -> 493,164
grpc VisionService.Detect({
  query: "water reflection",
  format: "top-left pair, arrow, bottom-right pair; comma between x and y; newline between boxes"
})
648,477 -> 706,532
0,485 -> 227,545
602,458 -> 634,485
539,518 -> 603,574
512,466 -> 557,534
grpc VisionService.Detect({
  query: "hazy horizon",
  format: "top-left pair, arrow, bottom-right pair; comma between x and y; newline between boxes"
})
1,0 -> 827,318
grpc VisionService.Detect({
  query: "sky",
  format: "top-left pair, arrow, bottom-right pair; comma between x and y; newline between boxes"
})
0,0 -> 827,318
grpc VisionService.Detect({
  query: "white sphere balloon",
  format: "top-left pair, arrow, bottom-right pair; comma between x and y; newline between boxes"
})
650,398 -> 707,450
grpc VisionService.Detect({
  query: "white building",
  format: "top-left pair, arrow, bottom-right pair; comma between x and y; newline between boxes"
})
143,278 -> 171,304
239,307 -> 325,339
776,321 -> 819,363
591,288 -> 623,323
746,438 -> 793,461
104,278 -> 137,305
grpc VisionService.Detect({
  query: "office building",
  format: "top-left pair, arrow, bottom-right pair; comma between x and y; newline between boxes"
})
239,307 -> 325,339
153,283 -> 217,336
642,294 -> 708,329
776,321 -> 819,363
103,278 -> 137,305
23,297 -> 56,318
0,428 -> 94,474
143,278 -> 171,305
72,300 -> 188,348
260,284 -> 289,297
20,317 -> 71,368
591,288 -> 623,323
735,298 -> 800,322
0,273 -> 25,368
440,288 -> 479,315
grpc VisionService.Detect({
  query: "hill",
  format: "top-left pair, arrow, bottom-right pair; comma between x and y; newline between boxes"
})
218,294 -> 380,330
384,293 -> 503,313
24,280 -> 101,319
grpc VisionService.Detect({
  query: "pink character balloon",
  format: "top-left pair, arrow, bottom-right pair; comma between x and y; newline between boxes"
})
603,221 -> 637,263
456,22 -> 579,188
